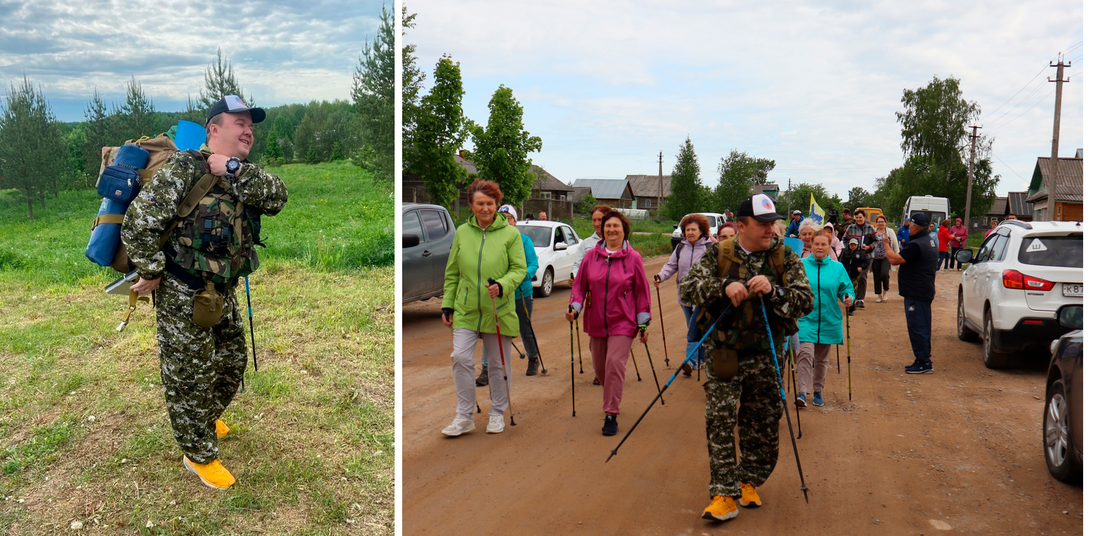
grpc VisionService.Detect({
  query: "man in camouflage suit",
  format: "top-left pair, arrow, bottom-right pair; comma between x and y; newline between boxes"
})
122,95 -> 287,489
680,194 -> 813,521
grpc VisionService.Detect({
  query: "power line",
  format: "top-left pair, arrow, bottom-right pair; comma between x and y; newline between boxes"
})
985,78 -> 1048,128
988,149 -> 1028,186
983,64 -> 1048,119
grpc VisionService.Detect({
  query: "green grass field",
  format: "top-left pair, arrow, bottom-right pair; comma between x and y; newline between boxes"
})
0,161 -> 395,534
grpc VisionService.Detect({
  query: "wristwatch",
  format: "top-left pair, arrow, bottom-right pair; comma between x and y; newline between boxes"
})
225,157 -> 241,179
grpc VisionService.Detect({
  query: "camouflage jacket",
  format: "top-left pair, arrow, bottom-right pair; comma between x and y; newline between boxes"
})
121,150 -> 287,282
679,234 -> 814,355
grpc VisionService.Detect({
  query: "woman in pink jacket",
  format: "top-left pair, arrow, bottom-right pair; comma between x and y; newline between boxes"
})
566,209 -> 651,436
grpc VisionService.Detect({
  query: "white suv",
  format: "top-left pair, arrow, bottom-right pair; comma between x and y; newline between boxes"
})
956,220 -> 1083,368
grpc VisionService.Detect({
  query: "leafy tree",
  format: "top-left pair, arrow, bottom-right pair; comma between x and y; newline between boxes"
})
468,85 -> 543,205
119,76 -> 155,137
402,6 -> 426,167
294,112 -> 320,163
787,182 -> 842,218
661,136 -> 704,222
896,76 -> 979,185
846,186 -> 871,208
714,149 -> 773,211
353,6 -> 395,180
0,77 -> 65,219
574,193 -> 596,217
407,55 -> 468,212
199,48 -> 249,109
82,88 -> 111,181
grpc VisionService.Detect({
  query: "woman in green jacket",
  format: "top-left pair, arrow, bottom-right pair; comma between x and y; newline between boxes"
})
440,180 -> 528,437
796,231 -> 855,408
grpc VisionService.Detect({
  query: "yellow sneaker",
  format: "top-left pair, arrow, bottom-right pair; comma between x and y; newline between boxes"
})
738,482 -> 762,508
701,495 -> 739,521
215,419 -> 229,438
183,457 -> 236,490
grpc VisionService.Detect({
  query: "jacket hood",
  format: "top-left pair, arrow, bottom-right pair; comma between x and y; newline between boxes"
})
465,211 -> 509,232
593,240 -> 636,259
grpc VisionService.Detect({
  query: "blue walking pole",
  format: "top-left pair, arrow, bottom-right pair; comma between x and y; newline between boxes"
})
760,296 -> 810,503
607,304 -> 733,463
240,275 -> 258,392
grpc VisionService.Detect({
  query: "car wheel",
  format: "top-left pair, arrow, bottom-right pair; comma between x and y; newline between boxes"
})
539,267 -> 554,298
1044,378 -> 1082,483
982,308 -> 1008,369
957,291 -> 978,342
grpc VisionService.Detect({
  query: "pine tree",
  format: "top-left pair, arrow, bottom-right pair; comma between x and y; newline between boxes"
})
0,77 -> 65,219
199,48 -> 249,108
82,88 -> 110,180
663,136 -> 704,223
119,76 -> 155,136
352,6 -> 395,180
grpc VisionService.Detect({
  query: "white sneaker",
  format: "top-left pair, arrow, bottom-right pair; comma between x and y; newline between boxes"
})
882,294 -> 888,301
442,416 -> 475,437
875,295 -> 882,303
487,414 -> 505,434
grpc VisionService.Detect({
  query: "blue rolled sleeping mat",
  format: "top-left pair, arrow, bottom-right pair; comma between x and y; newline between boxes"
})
85,144 -> 150,270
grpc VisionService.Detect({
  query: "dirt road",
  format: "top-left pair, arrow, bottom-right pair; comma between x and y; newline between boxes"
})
401,257 -> 1082,535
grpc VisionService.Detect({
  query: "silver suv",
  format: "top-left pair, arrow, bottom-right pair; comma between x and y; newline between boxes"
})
956,220 -> 1083,368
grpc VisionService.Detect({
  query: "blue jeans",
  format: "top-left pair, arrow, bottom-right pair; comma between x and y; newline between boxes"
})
903,298 -> 932,365
937,251 -> 949,270
681,304 -> 703,367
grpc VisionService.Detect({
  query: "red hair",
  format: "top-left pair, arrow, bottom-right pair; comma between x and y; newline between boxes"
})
467,179 -> 503,205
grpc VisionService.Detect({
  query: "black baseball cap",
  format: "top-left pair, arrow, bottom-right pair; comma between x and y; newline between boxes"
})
206,95 -> 266,125
736,194 -> 783,222
910,212 -> 930,226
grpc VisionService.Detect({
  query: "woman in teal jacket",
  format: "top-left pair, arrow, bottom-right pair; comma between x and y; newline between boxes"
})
440,180 -> 527,437
796,231 -> 854,408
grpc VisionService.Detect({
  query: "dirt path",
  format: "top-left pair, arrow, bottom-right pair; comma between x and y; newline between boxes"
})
401,257 -> 1082,535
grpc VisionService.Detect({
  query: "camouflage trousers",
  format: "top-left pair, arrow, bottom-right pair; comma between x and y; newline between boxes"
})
154,272 -> 247,464
703,342 -> 784,498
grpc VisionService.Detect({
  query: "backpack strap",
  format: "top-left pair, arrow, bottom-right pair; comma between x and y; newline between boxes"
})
154,151 -> 217,250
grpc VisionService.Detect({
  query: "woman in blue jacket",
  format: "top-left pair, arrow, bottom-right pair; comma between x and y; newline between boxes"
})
796,231 -> 855,408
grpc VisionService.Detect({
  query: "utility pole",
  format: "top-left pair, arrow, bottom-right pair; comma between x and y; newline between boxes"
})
787,178 -> 792,216
963,125 -> 981,230
1047,55 -> 1070,221
658,151 -> 664,209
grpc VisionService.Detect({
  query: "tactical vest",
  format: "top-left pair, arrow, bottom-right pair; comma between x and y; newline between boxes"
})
167,155 -> 261,283
697,239 -> 796,356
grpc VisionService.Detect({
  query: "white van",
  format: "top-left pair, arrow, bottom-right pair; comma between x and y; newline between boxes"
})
904,196 -> 951,229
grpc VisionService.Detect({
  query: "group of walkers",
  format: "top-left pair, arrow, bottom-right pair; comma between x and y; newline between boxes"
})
435,179 -> 943,523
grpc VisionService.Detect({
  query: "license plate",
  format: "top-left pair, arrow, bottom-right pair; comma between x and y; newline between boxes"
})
1062,283 -> 1083,297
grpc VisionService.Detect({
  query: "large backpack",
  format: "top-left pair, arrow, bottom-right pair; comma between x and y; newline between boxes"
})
85,135 -> 216,273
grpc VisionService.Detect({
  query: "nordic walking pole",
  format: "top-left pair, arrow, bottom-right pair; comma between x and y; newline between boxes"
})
244,276 -> 257,372
607,305 -> 732,463
836,342 -> 841,373
486,279 -> 516,426
520,297 -> 546,374
511,340 -> 525,360
641,338 -> 664,405
846,303 -> 852,402
629,346 -> 642,382
575,319 -> 585,374
788,336 -> 802,439
760,297 -> 809,503
568,305 -> 577,417
653,275 -> 670,368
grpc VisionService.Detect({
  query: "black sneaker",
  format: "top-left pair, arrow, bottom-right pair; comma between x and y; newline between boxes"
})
681,362 -> 693,378
905,362 -> 933,374
475,367 -> 489,386
857,300 -> 865,309
526,357 -> 540,376
602,415 -> 618,436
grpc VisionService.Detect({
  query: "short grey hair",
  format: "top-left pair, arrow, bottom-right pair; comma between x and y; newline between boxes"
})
798,219 -> 821,233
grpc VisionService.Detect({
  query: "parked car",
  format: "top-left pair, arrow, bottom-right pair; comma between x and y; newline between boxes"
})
401,203 -> 454,304
1044,304 -> 1082,483
671,212 -> 727,248
515,220 -> 581,297
956,220 -> 1083,368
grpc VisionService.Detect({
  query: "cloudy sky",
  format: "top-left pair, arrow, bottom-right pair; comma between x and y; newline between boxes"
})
0,0 -> 393,122
407,0 -> 1085,198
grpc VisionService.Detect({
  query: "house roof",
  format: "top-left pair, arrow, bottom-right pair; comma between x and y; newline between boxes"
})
751,183 -> 780,197
987,197 -> 1007,216
1026,156 -> 1083,203
625,175 -> 672,198
571,178 -> 633,200
531,165 -> 571,192
569,186 -> 592,201
1007,191 -> 1033,217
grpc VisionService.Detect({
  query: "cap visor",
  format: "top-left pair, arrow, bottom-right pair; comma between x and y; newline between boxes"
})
249,108 -> 266,124
753,213 -> 783,222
